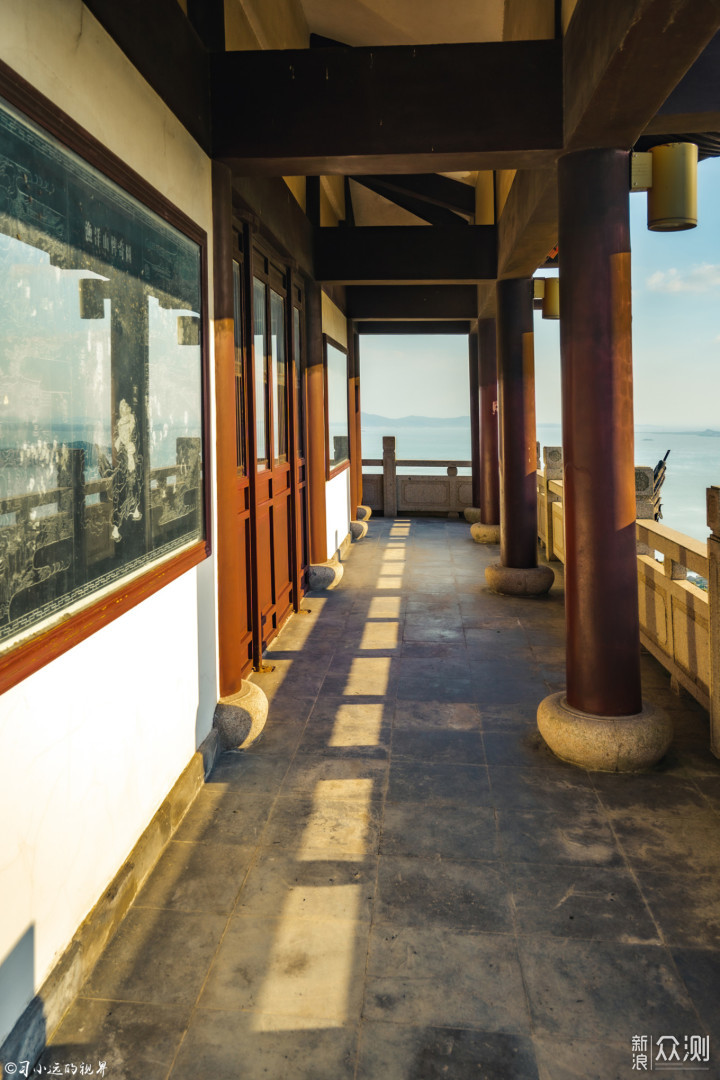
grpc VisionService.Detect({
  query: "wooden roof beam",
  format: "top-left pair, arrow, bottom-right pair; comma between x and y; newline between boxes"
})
644,30 -> 720,135
353,174 -> 476,216
347,285 -> 479,320
349,177 -> 469,226
565,0 -> 720,150
211,41 -> 562,175
314,225 -> 497,284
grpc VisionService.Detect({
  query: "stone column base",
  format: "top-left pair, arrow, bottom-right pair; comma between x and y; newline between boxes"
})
308,557 -> 344,590
485,560 -> 553,595
470,522 -> 501,544
214,680 -> 268,750
537,691 -> 673,772
463,507 -> 483,524
351,519 -> 368,540
357,505 -> 373,520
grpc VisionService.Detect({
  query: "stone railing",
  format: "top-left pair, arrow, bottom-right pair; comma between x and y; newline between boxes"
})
537,451 -> 720,753
362,435 -> 472,517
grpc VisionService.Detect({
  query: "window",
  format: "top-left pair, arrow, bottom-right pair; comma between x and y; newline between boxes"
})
232,260 -> 245,474
252,278 -> 268,468
0,96 -> 206,656
324,337 -> 349,475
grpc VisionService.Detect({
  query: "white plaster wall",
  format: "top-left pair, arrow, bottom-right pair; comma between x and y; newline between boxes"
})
326,468 -> 351,559
0,0 -> 218,1044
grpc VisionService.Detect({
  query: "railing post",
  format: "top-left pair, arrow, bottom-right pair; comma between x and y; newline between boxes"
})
382,436 -> 397,518
707,486 -> 720,757
542,446 -> 562,561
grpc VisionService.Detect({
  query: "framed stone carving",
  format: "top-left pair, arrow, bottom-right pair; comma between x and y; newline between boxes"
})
0,96 -> 206,654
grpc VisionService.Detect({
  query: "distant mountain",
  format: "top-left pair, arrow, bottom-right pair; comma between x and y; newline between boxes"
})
362,413 -> 470,428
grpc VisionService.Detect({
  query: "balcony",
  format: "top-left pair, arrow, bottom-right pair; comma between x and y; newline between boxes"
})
32,514 -> 720,1078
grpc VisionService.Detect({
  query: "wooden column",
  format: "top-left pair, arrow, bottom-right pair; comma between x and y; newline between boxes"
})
478,317 -> 500,526
348,322 -> 359,522
212,163 -> 245,694
468,328 -> 481,509
559,149 -> 642,717
496,278 -> 538,569
537,148 -> 670,773
353,327 -> 364,509
306,282 -> 327,564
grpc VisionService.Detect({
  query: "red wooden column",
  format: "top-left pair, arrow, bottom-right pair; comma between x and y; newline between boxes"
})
485,280 -> 552,595
479,316 -> 500,533
538,149 -> 671,771
348,326 -> 368,538
306,282 -> 327,566
468,327 -> 482,513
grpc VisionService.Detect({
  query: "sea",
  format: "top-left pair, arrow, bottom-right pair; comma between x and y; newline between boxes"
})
361,418 -> 720,543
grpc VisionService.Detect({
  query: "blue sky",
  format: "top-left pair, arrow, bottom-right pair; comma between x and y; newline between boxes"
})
361,156 -> 720,428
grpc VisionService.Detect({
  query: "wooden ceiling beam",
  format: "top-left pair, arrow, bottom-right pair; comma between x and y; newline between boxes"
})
349,177 -> 469,226
644,30 -> 720,135
211,41 -> 562,174
357,321 -> 471,335
565,0 -> 720,151
354,174 -> 476,216
314,226 -> 496,284
347,285 -> 479,320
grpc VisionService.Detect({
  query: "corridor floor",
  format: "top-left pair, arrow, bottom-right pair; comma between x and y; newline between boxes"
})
43,518 -> 720,1079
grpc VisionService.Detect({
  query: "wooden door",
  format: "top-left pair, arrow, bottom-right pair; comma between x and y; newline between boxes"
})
251,251 -> 293,650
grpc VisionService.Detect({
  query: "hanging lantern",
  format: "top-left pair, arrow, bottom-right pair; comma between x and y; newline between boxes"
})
647,142 -> 698,231
542,277 -> 560,320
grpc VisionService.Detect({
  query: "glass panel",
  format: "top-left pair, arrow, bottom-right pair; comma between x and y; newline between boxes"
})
0,96 -> 204,651
270,289 -> 287,463
326,342 -> 349,470
294,306 -> 305,458
253,277 -> 267,468
232,261 -> 245,474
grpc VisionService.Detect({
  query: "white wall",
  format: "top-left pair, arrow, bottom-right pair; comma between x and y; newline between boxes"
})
326,467 -> 351,558
0,0 -> 217,1044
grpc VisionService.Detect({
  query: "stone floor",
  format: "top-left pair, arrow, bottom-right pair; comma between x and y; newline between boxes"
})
42,517 -> 720,1079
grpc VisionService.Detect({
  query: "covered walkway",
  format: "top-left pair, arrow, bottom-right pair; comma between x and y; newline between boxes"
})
42,520 -> 720,1079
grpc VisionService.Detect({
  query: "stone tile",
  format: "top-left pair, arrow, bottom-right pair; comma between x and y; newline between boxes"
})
244,724 -> 306,760
488,766 -> 598,814
400,640 -> 465,660
671,948 -> 720,1042
206,752 -> 291,793
532,1036 -> 638,1080
483,728 -> 577,770
134,840 -> 254,913
375,856 -> 512,932
393,700 -> 481,732
261,794 -> 382,859
380,803 -> 499,861
82,908 -> 227,1005
279,752 -> 388,796
364,926 -> 530,1031
402,624 -> 467,644
199,915 -> 367,1023
174,788 -> 276,846
169,1009 -> 358,1080
391,726 -> 486,764
357,1024 -> 539,1080
236,851 -> 377,923
496,808 -> 624,867
298,716 -> 391,758
693,775 -> 720,815
591,772 -> 709,812
396,675 -> 478,703
509,863 -> 660,943
478,702 -> 538,732
638,870 -> 720,948
387,761 -> 492,806
39,999 -> 191,1080
607,805 -> 720,874
519,938 -> 699,1043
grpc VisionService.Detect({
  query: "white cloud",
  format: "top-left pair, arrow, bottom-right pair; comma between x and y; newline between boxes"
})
647,264 -> 720,293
